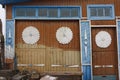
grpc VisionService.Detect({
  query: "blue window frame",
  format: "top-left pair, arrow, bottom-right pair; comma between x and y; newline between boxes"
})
13,6 -> 82,20
87,4 -> 115,20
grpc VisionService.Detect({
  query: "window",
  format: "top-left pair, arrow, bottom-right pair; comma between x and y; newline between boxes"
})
38,8 -> 47,17
15,8 -> 36,17
26,8 -> 36,17
60,8 -> 70,17
13,6 -> 81,19
87,4 -> 115,20
15,8 -> 26,16
48,8 -> 58,17
71,8 -> 79,17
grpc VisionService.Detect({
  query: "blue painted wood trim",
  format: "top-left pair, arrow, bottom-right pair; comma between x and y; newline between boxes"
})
12,6 -> 82,20
93,75 -> 116,80
80,20 -> 92,80
117,20 -> 120,79
82,65 -> 91,80
0,0 -> 31,5
5,20 -> 15,59
87,4 -> 115,20
81,21 -> 91,64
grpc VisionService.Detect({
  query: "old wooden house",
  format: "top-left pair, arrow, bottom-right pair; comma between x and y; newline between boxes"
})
1,0 -> 120,80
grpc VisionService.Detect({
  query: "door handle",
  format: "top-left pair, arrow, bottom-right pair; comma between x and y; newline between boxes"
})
102,65 -> 113,68
94,65 -> 113,68
94,65 -> 102,68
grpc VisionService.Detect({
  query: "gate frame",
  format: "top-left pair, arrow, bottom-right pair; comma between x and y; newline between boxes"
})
91,24 -> 119,80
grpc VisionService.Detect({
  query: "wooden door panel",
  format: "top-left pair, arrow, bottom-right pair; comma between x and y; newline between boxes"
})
93,51 -> 117,75
93,52 -> 117,66
92,28 -> 117,51
91,27 -> 118,79
15,20 -> 81,73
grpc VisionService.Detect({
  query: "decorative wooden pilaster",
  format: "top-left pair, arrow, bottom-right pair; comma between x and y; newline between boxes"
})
80,20 -> 92,80
0,20 -> 5,69
117,20 -> 120,79
5,20 -> 15,69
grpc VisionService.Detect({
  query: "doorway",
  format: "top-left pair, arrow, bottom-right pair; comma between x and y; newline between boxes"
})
91,27 -> 118,80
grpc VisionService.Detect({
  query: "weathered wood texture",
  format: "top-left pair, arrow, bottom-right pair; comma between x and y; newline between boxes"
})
15,20 -> 81,73
6,0 -> 120,25
91,27 -> 118,78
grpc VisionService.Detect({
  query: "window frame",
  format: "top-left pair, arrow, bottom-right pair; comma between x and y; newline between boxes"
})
12,6 -> 82,20
87,4 -> 115,20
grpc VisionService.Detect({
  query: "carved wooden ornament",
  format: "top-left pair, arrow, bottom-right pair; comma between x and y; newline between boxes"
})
95,31 -> 112,48
56,27 -> 73,44
22,26 -> 40,44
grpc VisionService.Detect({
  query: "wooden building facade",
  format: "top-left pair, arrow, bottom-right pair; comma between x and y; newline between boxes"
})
1,0 -> 120,80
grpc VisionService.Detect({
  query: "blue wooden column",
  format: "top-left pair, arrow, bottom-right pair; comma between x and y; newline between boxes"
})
117,20 -> 120,80
80,20 -> 92,80
5,20 -> 15,59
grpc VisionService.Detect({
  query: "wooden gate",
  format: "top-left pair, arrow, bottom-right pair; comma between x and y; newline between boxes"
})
91,27 -> 118,80
15,20 -> 81,74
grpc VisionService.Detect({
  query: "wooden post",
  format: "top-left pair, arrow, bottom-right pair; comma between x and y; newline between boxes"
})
0,19 -> 5,69
80,20 -> 92,80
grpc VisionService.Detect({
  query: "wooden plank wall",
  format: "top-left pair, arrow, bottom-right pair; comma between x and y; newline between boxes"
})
5,0 -> 120,73
91,27 -> 118,80
6,0 -> 120,23
15,20 -> 81,73
92,27 -> 118,74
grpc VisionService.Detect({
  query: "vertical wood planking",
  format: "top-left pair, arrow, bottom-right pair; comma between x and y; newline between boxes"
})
15,20 -> 81,73
5,0 -> 120,80
6,0 -> 119,20
92,27 -> 118,79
